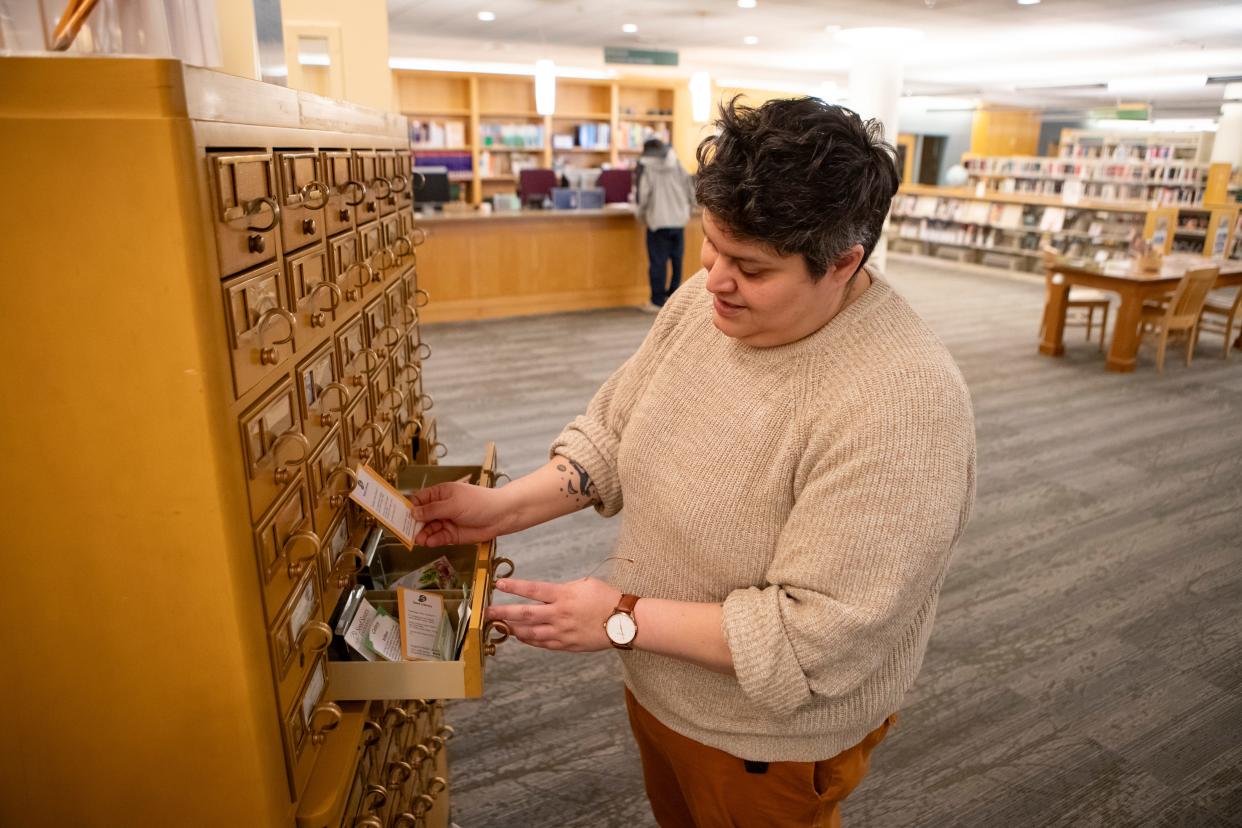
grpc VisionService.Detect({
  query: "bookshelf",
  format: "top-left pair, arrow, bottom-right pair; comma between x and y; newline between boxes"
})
395,70 -> 681,204
1058,129 -> 1214,163
889,185 -> 1239,272
962,155 -> 1211,206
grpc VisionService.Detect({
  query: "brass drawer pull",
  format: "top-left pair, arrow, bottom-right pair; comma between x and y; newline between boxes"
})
491,557 -> 515,580
346,261 -> 373,294
244,196 -> 280,231
382,705 -> 409,729
483,620 -> 511,657
361,783 -> 387,811
378,388 -> 406,421
494,472 -> 512,486
378,324 -> 403,349
360,720 -> 383,747
418,393 -> 434,412
393,235 -> 413,258
324,464 -> 358,508
359,347 -> 382,373
436,724 -> 455,741
402,302 -> 419,327
300,180 -> 330,210
413,288 -> 430,308
310,281 -> 342,327
431,441 -> 448,460
397,362 -> 420,383
410,171 -> 426,190
283,523 -> 321,578
370,248 -> 395,274
271,429 -> 310,484
318,381 -> 350,427
297,620 -> 332,656
308,701 -> 342,745
330,547 -> 365,587
355,422 -> 385,459
370,176 -> 392,200
353,817 -> 382,828
414,342 -> 432,361
342,179 -> 367,206
406,742 -> 432,767
385,450 -> 410,483
409,227 -> 427,247
427,776 -> 447,796
257,307 -> 296,365
390,173 -> 409,193
386,758 -> 412,786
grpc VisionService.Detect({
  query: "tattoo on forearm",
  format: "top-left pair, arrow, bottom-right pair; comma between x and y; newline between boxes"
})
555,460 -> 598,505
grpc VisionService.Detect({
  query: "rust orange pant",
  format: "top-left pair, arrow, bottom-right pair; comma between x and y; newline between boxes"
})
625,689 -> 896,828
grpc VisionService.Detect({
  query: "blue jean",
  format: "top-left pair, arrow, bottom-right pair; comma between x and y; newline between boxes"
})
646,228 -> 685,306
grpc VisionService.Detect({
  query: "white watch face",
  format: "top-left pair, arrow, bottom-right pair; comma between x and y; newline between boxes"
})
606,612 -> 637,645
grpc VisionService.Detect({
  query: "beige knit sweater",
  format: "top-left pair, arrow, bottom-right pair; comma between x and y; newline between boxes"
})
551,268 -> 976,762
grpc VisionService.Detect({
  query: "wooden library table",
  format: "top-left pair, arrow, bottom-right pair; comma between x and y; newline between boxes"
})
1039,254 -> 1242,372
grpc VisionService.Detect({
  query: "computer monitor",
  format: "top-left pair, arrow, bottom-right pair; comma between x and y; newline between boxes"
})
412,166 -> 452,208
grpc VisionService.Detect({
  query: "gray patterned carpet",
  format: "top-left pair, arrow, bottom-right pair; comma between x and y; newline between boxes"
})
420,254 -> 1242,827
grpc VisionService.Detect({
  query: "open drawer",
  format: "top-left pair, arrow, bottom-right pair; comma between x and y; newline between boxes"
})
325,445 -> 513,700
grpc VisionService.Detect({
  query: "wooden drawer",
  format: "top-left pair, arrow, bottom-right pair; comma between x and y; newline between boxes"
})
319,509 -> 366,608
328,232 -> 369,317
395,208 -> 426,270
353,149 -> 383,225
376,150 -> 399,217
412,415 -> 442,465
363,296 -> 401,365
287,246 -> 339,349
293,701 -> 369,828
379,213 -> 402,273
221,264 -> 295,399
307,426 -> 352,538
282,653 -> 342,799
276,150 -> 329,253
255,478 -> 320,624
335,312 -> 376,406
321,149 -> 361,235
327,448 -> 507,701
295,342 -> 348,456
342,392 -> 384,470
391,152 -> 413,211
269,560 -> 332,714
385,280 -> 416,336
209,151 -> 279,277
358,221 -> 390,285
240,379 -> 309,522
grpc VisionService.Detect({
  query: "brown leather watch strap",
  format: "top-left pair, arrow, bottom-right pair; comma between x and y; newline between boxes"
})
615,594 -> 640,615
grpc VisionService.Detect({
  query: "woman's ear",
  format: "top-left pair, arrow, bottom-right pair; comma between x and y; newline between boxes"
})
828,244 -> 866,286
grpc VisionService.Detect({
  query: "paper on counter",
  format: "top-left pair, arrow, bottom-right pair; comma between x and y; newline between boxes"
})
349,464 -> 422,548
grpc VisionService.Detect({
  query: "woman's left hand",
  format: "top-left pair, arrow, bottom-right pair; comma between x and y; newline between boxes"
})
485,577 -> 621,652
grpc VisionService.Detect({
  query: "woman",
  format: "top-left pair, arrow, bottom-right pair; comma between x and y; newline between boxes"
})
412,97 -> 976,827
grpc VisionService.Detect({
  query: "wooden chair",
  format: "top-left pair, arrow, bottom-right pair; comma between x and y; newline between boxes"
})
1197,287 -> 1242,359
1039,249 -> 1111,351
1137,266 -> 1219,373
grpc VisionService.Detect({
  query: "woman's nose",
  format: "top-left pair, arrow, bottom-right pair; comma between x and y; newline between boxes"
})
705,259 -> 735,295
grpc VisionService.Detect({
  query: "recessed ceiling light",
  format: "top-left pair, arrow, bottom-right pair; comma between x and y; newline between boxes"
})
743,35 -> 759,45
477,10 -> 495,21
622,23 -> 638,33
738,0 -> 757,8
1017,0 -> 1040,5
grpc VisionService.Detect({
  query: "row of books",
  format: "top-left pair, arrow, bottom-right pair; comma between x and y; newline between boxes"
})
479,122 -> 545,149
617,122 -> 671,150
409,120 -> 467,148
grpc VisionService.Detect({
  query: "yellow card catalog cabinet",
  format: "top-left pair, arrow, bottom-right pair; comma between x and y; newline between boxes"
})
0,57 -> 511,828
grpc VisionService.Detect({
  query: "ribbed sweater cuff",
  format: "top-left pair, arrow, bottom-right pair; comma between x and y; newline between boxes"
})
549,417 -> 623,517
722,587 -> 813,718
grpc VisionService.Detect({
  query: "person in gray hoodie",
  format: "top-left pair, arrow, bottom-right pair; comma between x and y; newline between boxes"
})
636,139 -> 696,309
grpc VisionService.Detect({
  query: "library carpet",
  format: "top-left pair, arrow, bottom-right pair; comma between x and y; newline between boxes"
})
422,255 -> 1242,828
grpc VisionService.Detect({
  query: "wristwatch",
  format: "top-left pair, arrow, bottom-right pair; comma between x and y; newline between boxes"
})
604,594 -> 640,650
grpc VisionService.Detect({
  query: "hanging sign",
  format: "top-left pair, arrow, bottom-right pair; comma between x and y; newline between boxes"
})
605,47 -> 679,66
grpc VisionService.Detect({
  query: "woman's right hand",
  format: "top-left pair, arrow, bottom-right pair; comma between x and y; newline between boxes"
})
410,482 -> 513,547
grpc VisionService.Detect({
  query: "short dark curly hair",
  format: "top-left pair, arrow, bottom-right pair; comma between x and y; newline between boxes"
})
695,96 -> 900,280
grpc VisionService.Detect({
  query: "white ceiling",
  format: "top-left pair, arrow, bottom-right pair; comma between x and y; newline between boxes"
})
387,0 -> 1242,116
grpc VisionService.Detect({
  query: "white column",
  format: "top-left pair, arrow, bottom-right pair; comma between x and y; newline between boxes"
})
1210,103 -> 1242,168
848,59 -> 904,271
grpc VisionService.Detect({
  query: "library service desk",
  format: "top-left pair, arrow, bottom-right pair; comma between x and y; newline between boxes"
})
413,207 -> 705,322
